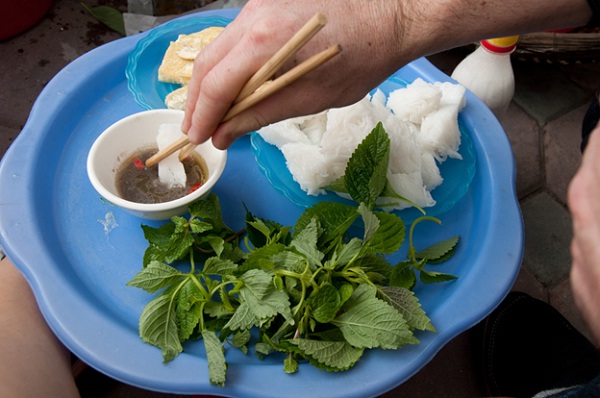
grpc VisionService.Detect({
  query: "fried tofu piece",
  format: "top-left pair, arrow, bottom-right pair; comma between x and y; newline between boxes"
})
158,26 -> 224,85
164,85 -> 188,110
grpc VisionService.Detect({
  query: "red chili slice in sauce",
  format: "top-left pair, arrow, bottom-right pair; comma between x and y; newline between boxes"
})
133,158 -> 145,171
188,182 -> 202,194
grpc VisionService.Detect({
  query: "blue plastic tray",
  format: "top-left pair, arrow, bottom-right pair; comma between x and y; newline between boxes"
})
0,9 -> 523,398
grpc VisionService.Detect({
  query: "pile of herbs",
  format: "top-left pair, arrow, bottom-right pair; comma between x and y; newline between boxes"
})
127,123 -> 459,386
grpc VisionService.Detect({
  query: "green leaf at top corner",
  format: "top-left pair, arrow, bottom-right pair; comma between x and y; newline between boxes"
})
81,3 -> 125,36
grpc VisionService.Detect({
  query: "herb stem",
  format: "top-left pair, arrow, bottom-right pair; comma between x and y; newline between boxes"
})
408,216 -> 441,260
190,273 -> 210,300
190,250 -> 196,274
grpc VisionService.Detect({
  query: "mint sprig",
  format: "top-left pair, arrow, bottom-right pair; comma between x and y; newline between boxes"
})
127,122 -> 459,386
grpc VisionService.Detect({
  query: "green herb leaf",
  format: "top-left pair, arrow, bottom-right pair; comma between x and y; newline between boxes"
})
334,238 -> 363,269
142,223 -> 176,266
202,257 -> 237,276
294,202 -> 358,246
245,207 -> 292,248
389,260 -> 418,290
176,279 -> 203,340
224,269 -> 293,331
415,236 -> 460,263
307,283 -> 341,323
419,270 -> 458,284
338,283 -> 355,306
202,329 -> 227,387
189,219 -> 213,234
293,338 -> 364,371
291,218 -> 324,267
332,284 -> 417,349
231,329 -> 251,354
81,3 -> 125,36
378,286 -> 435,332
189,193 -> 228,231
357,203 -> 379,242
362,210 -> 405,255
344,122 -> 390,207
138,288 -> 183,363
284,354 -> 299,374
165,229 -> 195,263
354,255 -> 393,283
128,117 -> 462,385
126,261 -> 184,293
324,175 -> 347,194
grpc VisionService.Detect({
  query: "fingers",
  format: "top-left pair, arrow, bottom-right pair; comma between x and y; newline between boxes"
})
180,0 -> 404,149
181,20 -> 258,144
182,10 -> 304,146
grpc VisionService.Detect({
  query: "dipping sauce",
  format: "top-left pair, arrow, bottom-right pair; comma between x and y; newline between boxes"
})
116,147 -> 208,204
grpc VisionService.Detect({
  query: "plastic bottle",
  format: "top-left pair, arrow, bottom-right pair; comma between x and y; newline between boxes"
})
451,36 -> 519,120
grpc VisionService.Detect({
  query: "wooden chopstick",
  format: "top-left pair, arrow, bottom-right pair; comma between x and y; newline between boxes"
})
176,13 -> 327,160
145,13 -> 339,168
176,44 -> 341,160
176,13 -> 328,161
234,12 -> 327,102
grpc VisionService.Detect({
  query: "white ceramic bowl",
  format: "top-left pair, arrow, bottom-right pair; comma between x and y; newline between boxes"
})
87,109 -> 227,220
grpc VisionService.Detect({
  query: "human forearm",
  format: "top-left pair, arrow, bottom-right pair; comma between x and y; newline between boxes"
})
0,258 -> 79,397
182,0 -> 595,149
398,0 -> 593,58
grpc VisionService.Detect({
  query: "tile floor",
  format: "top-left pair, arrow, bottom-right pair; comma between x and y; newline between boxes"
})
1,1 -> 599,397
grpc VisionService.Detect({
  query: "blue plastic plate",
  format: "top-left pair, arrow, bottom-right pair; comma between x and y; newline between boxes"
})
126,14 -> 233,110
0,9 -> 523,398
251,75 -> 477,224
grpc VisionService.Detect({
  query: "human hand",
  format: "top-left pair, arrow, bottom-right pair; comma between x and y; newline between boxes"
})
181,0 -> 409,149
568,122 -> 600,346
181,0 -> 594,150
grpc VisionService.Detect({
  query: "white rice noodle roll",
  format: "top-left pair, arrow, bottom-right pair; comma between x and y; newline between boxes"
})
281,142 -> 331,196
258,119 -> 311,148
320,96 -> 378,160
420,151 -> 443,190
297,111 -> 328,145
157,123 -> 187,188
378,172 -> 436,210
386,78 -> 442,124
371,88 -> 386,106
370,90 -> 395,121
386,116 -> 421,175
418,106 -> 462,162
435,81 -> 467,108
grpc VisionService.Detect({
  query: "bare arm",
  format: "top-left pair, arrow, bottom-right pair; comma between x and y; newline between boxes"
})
569,122 -> 600,347
182,0 -> 593,149
0,257 -> 80,397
